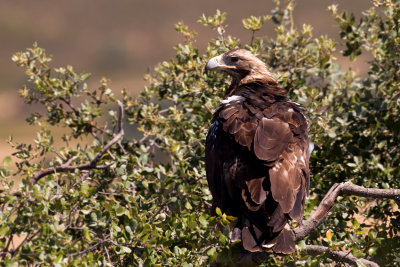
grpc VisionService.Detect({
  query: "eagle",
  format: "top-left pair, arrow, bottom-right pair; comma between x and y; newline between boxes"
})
205,49 -> 312,254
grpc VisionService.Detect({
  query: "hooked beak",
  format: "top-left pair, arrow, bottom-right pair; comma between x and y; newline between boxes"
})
205,54 -> 235,74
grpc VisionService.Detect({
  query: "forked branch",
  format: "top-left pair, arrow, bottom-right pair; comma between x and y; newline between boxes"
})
305,245 -> 379,267
293,180 -> 400,242
30,101 -> 124,184
240,181 -> 400,266
238,245 -> 379,267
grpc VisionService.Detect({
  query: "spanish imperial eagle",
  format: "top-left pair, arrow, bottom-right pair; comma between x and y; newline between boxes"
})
205,49 -> 312,254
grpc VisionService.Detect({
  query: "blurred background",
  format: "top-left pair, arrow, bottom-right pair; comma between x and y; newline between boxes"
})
0,0 -> 371,159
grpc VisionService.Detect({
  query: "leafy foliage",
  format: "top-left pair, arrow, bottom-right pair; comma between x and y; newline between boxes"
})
1,0 -> 400,266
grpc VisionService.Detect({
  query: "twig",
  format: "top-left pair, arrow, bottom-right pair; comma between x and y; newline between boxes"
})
149,202 -> 167,224
250,31 -> 255,46
93,176 -> 115,196
89,101 -> 124,164
59,96 -> 79,117
2,226 -> 16,259
139,134 -> 149,144
68,241 -> 104,257
30,101 -> 124,184
11,228 -> 41,257
104,243 -> 111,264
196,244 -> 218,255
1,202 -> 23,260
52,149 -> 67,162
64,155 -> 78,166
117,141 -> 126,154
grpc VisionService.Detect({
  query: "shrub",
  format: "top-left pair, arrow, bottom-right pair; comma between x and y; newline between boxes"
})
1,0 -> 400,266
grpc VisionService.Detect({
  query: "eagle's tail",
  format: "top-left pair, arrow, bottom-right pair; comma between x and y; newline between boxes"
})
236,212 -> 296,254
262,227 -> 296,254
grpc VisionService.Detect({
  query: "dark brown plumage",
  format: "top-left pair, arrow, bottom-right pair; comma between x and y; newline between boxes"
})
205,49 -> 312,254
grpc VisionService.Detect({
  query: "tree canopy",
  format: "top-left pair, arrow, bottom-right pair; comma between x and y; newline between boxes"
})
1,0 -> 400,266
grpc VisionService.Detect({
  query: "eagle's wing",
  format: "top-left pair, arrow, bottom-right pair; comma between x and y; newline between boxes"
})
206,94 -> 310,253
219,98 -> 310,218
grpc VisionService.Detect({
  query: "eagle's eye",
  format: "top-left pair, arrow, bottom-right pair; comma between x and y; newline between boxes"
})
230,56 -> 239,63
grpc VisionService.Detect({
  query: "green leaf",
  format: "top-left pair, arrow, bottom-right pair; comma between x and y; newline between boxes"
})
185,201 -> 192,210
115,206 -> 125,216
83,228 -> 91,241
0,225 -> 10,236
199,215 -> 208,227
352,247 -> 365,258
297,240 -> 306,250
207,247 -> 216,256
2,156 -> 11,167
215,207 -> 222,217
121,246 -> 132,253
356,260 -> 367,267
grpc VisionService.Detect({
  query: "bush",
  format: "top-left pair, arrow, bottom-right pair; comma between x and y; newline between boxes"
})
1,0 -> 400,266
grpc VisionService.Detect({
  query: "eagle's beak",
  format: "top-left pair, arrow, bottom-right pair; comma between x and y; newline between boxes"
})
205,54 -> 235,74
205,54 -> 224,73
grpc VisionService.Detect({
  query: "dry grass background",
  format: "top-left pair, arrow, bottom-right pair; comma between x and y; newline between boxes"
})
0,0 -> 371,160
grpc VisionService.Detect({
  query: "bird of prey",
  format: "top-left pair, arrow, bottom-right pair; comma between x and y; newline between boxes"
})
205,49 -> 312,254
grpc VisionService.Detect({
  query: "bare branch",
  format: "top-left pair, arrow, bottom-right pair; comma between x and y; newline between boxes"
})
1,203 -> 23,260
236,245 -> 380,267
30,163 -> 103,183
90,101 -> 124,164
59,96 -> 79,117
341,182 -> 400,199
238,180 -> 399,266
305,245 -> 379,267
2,226 -> 16,259
68,241 -> 103,257
11,228 -> 41,257
64,155 -> 78,166
30,101 -> 124,183
293,181 -> 400,242
52,148 -> 67,162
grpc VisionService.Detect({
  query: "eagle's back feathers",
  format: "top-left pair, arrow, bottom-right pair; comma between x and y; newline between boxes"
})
205,49 -> 311,254
206,81 -> 310,254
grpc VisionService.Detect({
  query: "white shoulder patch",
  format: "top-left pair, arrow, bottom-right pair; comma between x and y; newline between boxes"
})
221,95 -> 245,104
308,142 -> 314,157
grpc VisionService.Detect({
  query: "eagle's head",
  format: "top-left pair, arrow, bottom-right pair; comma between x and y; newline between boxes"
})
205,49 -> 275,86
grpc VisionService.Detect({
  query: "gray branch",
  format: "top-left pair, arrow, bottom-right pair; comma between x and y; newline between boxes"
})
305,245 -> 379,267
239,181 -> 400,266
237,245 -> 379,267
293,181 -> 400,242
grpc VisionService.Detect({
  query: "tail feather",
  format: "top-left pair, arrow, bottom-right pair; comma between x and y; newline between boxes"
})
239,219 -> 295,254
267,204 -> 287,233
264,227 -> 295,254
242,227 -> 261,252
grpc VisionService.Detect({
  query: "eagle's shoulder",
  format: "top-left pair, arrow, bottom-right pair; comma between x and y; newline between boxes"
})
213,85 -> 308,158
212,93 -> 257,150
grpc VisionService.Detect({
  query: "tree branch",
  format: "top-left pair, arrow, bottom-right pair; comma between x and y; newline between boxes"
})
237,245 -> 379,267
293,180 -> 400,242
238,180 -> 400,266
305,245 -> 379,267
30,101 -> 124,184
10,228 -> 41,257
290,180 -> 400,266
